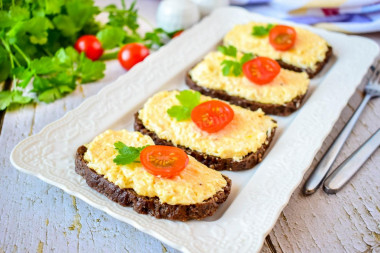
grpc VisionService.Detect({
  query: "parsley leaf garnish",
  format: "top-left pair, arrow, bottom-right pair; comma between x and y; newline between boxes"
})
251,24 -> 274,36
113,141 -> 149,165
167,90 -> 201,121
217,45 -> 237,57
218,45 -> 254,77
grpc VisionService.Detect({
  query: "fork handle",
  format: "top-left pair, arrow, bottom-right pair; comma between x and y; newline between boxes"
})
302,93 -> 372,195
323,128 -> 380,194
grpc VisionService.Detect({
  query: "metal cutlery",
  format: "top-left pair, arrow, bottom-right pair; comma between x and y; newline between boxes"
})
303,64 -> 380,195
323,128 -> 380,194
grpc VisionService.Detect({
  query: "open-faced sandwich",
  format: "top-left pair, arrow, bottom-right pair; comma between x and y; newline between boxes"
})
75,130 -> 231,221
134,90 -> 277,171
223,22 -> 333,78
186,45 -> 310,116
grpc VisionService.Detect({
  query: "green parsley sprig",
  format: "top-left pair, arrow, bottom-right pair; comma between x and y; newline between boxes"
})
0,0 -> 172,111
251,24 -> 274,36
167,90 -> 201,121
218,45 -> 253,77
113,141 -> 149,165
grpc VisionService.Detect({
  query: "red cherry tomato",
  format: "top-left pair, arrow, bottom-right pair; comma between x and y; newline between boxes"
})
243,57 -> 281,85
118,43 -> 150,70
269,25 -> 297,51
172,30 -> 183,38
74,35 -> 104,61
191,100 -> 234,133
140,145 -> 189,178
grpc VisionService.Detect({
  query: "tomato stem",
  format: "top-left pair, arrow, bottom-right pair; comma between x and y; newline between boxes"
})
99,51 -> 119,61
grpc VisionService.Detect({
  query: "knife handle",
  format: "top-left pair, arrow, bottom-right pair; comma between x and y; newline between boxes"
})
302,94 -> 372,195
323,129 -> 380,194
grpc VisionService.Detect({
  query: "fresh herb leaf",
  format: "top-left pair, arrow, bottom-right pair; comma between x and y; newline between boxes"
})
221,60 -> 242,76
12,67 -> 35,88
167,90 -> 201,121
218,45 -> 254,77
218,45 -> 237,57
0,91 -> 12,110
0,90 -> 32,110
53,15 -> 79,37
30,56 -> 61,75
9,6 -> 30,23
113,141 -> 148,165
175,90 -> 200,109
240,53 -> 254,64
24,17 -> 54,45
12,90 -> 33,104
251,24 -> 274,37
65,0 -> 100,31
0,46 -> 11,82
106,0 -> 139,32
167,105 -> 192,121
96,26 -> 125,50
143,28 -> 168,49
38,87 -> 63,103
77,53 -> 106,83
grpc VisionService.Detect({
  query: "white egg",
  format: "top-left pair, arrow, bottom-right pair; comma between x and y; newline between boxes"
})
191,0 -> 230,17
156,0 -> 201,32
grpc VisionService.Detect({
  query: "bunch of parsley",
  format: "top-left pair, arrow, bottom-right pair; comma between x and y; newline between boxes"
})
0,0 -> 171,110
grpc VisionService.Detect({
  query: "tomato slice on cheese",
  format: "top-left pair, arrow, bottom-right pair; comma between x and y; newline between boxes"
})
140,145 -> 189,178
269,25 -> 297,51
243,57 -> 281,85
191,100 -> 234,133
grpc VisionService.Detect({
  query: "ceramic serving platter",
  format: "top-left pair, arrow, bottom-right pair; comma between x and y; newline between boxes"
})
11,7 -> 379,253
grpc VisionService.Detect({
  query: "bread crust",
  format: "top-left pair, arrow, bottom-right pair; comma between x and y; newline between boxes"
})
185,73 -> 306,116
277,46 -> 333,78
134,113 -> 276,171
75,145 -> 232,221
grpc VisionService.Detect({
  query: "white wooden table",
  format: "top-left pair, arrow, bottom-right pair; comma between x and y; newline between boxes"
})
1,1 -> 379,252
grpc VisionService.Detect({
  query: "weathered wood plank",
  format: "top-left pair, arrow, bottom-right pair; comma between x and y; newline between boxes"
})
266,88 -> 380,252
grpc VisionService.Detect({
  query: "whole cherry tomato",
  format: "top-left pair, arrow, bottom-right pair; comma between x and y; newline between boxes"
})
172,30 -> 183,38
140,145 -> 189,178
243,57 -> 281,85
118,43 -> 150,70
74,35 -> 104,61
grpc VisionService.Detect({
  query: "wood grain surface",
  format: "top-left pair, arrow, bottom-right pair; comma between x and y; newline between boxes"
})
1,1 -> 379,253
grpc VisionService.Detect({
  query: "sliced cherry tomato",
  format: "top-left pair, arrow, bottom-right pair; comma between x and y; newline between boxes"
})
172,30 -> 183,38
74,35 -> 104,61
118,43 -> 150,70
191,100 -> 234,133
243,57 -> 281,85
269,25 -> 297,51
140,145 -> 189,178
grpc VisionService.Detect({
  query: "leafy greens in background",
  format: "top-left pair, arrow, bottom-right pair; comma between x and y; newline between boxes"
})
0,0 -> 172,110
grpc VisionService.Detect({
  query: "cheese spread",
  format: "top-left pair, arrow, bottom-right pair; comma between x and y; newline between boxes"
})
138,91 -> 277,161
84,130 -> 227,205
224,22 -> 329,71
189,51 -> 309,104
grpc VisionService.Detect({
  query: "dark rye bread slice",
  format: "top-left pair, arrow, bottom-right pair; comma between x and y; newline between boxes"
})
134,112 -> 276,171
186,74 -> 306,116
75,145 -> 232,221
276,46 -> 333,78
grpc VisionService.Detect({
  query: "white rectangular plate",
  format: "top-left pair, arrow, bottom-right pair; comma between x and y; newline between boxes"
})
11,7 -> 379,253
